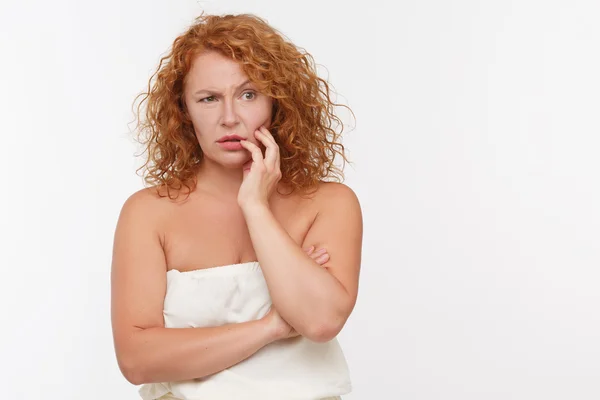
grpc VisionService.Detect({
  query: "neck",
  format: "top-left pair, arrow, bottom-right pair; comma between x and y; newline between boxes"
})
194,157 -> 245,201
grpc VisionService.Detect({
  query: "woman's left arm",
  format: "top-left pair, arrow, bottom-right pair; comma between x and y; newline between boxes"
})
238,127 -> 362,342
241,182 -> 363,343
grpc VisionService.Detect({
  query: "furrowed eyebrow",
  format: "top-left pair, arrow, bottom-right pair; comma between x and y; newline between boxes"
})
193,80 -> 252,96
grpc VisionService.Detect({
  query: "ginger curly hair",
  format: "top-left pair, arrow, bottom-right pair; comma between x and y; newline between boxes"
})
131,12 -> 354,200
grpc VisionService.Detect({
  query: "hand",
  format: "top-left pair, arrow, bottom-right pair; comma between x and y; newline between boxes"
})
303,245 -> 330,265
262,306 -> 299,341
238,126 -> 282,210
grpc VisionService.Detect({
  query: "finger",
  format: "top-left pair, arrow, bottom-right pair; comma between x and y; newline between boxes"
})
310,248 -> 326,261
313,247 -> 327,256
254,129 -> 277,167
257,125 -> 278,146
239,140 -> 265,169
260,126 -> 281,166
240,138 -> 263,156
315,253 -> 330,265
255,128 -> 280,169
303,245 -> 315,255
309,250 -> 323,260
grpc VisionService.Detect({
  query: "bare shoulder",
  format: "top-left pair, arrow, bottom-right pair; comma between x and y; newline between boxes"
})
120,186 -> 167,210
301,180 -> 363,252
112,186 -> 168,273
313,181 -> 362,212
116,186 -> 171,234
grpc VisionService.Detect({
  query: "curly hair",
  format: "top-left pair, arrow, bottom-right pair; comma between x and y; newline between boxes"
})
131,12 -> 355,200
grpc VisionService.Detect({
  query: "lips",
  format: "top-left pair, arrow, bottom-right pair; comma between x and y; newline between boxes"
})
217,134 -> 245,143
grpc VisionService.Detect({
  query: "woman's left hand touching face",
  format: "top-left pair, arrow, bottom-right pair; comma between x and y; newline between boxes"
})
238,126 -> 282,210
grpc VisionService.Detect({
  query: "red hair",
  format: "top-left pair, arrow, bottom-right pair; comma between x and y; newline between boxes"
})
132,13 -> 354,199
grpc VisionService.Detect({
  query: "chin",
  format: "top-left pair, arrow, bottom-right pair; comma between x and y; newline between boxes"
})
214,153 -> 250,169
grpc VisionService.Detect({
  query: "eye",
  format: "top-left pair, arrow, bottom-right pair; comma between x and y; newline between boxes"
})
242,91 -> 256,100
200,96 -> 216,103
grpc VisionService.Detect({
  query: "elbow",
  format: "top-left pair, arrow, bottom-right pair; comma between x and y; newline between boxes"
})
115,329 -> 154,385
305,299 -> 354,343
118,355 -> 147,385
305,317 -> 346,343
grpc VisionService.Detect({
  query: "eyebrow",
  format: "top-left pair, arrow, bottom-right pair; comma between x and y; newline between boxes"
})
193,80 -> 252,96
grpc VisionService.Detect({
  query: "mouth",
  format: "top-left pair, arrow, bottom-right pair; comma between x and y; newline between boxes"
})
217,134 -> 245,143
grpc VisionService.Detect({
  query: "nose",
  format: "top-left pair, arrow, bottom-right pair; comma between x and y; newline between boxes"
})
220,97 -> 240,127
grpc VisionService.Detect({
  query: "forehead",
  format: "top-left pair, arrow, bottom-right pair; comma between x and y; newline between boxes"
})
186,50 -> 248,88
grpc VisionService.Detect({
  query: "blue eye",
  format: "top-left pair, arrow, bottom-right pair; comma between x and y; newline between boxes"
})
243,91 -> 256,100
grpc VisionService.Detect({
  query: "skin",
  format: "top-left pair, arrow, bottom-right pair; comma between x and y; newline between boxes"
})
110,50 -> 362,385
184,50 -> 273,198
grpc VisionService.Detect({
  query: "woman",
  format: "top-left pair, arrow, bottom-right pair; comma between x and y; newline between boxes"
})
111,12 -> 363,400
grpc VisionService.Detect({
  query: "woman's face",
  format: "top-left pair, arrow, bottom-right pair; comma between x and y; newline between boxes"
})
183,50 -> 273,168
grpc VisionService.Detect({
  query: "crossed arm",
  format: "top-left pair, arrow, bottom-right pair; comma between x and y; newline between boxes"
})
242,182 -> 363,342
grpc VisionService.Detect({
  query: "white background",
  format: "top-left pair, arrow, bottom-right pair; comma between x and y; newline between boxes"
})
1,0 -> 599,399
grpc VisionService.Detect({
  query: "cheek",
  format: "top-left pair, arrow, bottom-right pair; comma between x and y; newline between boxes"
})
189,110 -> 216,133
241,100 -> 273,128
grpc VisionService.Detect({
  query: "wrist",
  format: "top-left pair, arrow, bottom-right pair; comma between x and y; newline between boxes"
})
257,315 -> 283,343
240,201 -> 270,218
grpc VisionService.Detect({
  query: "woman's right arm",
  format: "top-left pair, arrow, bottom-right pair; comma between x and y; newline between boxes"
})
111,190 -> 284,385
